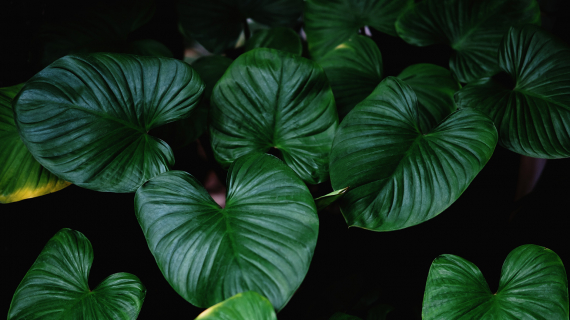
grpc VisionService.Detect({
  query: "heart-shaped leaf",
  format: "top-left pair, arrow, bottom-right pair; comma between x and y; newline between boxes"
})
0,84 -> 70,203
195,291 -> 277,320
304,0 -> 413,60
8,228 -> 145,320
209,48 -> 338,184
177,0 -> 303,54
135,153 -> 318,310
13,53 -> 205,193
329,77 -> 497,231
395,0 -> 541,83
245,27 -> 302,55
423,244 -> 569,319
456,25 -> 570,158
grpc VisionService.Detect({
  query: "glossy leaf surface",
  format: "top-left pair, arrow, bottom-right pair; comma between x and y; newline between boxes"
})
245,27 -> 302,55
135,153 -> 318,310
395,0 -> 540,83
210,48 -> 338,184
8,229 -> 145,320
329,77 -> 497,231
318,35 -> 383,119
13,53 -> 204,192
456,25 -> 570,158
0,84 -> 69,203
195,291 -> 277,320
315,187 -> 349,212
304,0 -> 413,60
177,0 -> 303,54
423,244 -> 569,319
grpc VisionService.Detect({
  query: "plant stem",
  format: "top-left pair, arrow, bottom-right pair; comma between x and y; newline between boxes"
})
243,18 -> 251,41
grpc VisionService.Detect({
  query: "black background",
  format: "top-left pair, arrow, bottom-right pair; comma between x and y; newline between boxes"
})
2,0 -> 570,319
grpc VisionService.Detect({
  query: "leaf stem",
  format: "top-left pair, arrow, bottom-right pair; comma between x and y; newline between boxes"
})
243,19 -> 251,41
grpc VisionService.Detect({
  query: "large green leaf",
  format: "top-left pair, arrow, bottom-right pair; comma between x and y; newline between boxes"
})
304,0 -> 413,60
177,0 -> 303,54
13,53 -> 204,193
210,48 -> 338,184
0,84 -> 70,203
456,25 -> 570,158
245,27 -> 302,55
135,153 -> 318,310
329,77 -> 497,231
395,0 -> 541,83
423,244 -> 569,319
195,291 -> 277,320
8,228 -> 145,320
318,35 -> 383,119
39,0 -> 155,66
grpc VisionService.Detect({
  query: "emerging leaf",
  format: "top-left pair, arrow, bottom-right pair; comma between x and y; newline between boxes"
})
195,291 -> 277,320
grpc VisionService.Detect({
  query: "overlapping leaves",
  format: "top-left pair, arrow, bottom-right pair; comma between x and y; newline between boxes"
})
8,229 -> 145,320
456,25 -> 570,158
195,291 -> 277,320
396,0 -> 541,83
135,153 -> 318,311
423,244 -> 569,319
330,77 -> 497,231
13,53 -> 204,192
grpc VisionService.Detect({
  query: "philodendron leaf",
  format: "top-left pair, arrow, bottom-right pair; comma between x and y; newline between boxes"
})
315,187 -> 349,212
318,35 -> 383,119
329,77 -> 497,231
304,0 -> 413,60
177,0 -> 303,54
8,228 -> 145,320
0,84 -> 70,203
195,291 -> 277,320
245,27 -> 302,55
135,153 -> 318,311
210,48 -> 338,184
318,36 -> 460,122
423,244 -> 569,319
395,0 -> 541,83
13,53 -> 204,193
456,25 -> 570,158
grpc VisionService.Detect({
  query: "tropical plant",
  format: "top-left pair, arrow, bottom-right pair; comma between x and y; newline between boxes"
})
3,0 -> 570,319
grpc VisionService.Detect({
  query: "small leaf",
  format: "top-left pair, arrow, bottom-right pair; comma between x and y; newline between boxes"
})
135,153 -> 318,310
423,244 -> 569,319
395,0 -> 541,83
315,187 -> 349,211
195,291 -> 277,320
8,228 -> 145,320
330,77 -> 497,231
456,25 -> 570,158
13,53 -> 205,192
245,27 -> 302,55
304,0 -> 413,60
0,84 -> 70,203
210,48 -> 338,184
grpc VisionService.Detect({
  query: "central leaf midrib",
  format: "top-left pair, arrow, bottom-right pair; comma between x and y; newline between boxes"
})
64,103 -> 146,134
220,208 -> 251,288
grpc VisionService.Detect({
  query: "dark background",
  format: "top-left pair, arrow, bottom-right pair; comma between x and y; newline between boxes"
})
2,0 -> 570,319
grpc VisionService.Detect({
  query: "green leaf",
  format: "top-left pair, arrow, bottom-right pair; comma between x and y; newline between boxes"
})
330,312 -> 363,320
177,0 -> 303,54
151,55 -> 232,148
210,48 -> 338,184
245,27 -> 302,55
329,77 -> 497,231
423,244 -> 569,319
39,0 -> 155,66
8,228 -> 145,320
195,291 -> 277,320
0,84 -> 70,203
395,0 -> 541,83
304,0 -> 413,60
318,35 -> 383,119
135,153 -> 318,311
315,187 -> 349,212
396,64 -> 461,133
456,25 -> 570,158
13,53 -> 205,193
